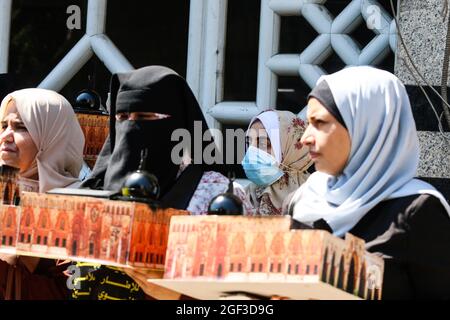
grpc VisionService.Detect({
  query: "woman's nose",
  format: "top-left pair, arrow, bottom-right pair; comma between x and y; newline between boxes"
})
300,125 -> 314,146
246,137 -> 257,149
0,127 -> 14,143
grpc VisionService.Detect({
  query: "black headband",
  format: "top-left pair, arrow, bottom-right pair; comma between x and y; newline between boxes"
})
308,80 -> 347,130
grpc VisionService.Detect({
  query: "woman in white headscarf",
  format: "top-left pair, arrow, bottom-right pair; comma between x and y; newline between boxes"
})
0,88 -> 84,192
0,88 -> 84,299
242,110 -> 312,215
287,66 -> 450,299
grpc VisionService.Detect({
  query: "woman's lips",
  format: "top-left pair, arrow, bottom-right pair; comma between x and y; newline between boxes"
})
0,145 -> 17,153
309,151 -> 320,159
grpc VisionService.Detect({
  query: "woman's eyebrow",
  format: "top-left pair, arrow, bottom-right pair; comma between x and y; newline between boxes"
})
308,114 -> 322,122
1,119 -> 25,126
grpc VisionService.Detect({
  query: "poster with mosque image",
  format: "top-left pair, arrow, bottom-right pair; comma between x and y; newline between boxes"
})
75,113 -> 109,169
0,191 -> 188,270
151,215 -> 384,300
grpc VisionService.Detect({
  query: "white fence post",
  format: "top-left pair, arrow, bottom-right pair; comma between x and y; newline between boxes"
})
256,0 -> 280,110
197,0 -> 229,151
39,35 -> 93,91
86,0 -> 107,36
187,0 -> 205,100
0,0 -> 12,73
192,0 -> 397,126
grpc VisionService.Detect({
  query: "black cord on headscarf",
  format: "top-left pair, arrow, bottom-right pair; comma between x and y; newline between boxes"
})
81,66 -> 224,209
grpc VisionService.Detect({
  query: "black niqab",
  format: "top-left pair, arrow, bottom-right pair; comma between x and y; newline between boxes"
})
82,66 -> 220,209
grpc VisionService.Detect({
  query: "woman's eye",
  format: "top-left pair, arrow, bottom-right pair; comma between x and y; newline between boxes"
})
314,119 -> 326,126
115,113 -> 129,121
129,112 -> 170,121
258,137 -> 270,149
12,123 -> 27,131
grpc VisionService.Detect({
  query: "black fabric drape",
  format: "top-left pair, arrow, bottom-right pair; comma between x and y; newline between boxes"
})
0,73 -> 17,102
349,194 -> 450,300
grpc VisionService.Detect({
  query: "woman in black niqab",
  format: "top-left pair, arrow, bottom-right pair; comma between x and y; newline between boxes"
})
72,66 -> 225,299
73,66 -> 239,300
82,65 -> 219,209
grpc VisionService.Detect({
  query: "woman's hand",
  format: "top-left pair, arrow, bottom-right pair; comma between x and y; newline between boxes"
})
121,267 -> 182,300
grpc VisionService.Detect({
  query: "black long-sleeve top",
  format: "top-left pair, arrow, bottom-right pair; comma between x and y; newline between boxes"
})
348,194 -> 450,300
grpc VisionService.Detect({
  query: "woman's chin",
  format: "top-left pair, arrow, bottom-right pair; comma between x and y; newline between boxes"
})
315,164 -> 338,176
0,155 -> 20,168
313,161 -> 324,172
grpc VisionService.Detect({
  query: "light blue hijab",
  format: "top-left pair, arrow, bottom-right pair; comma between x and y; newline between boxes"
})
290,66 -> 450,237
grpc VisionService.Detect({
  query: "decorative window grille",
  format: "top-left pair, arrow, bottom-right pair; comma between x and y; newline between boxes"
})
0,0 -> 397,152
188,0 -> 397,132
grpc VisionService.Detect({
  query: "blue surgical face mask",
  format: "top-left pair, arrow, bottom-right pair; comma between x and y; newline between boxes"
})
241,146 -> 284,186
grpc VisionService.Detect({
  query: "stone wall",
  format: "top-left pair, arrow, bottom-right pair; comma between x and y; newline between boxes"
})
396,0 -> 450,200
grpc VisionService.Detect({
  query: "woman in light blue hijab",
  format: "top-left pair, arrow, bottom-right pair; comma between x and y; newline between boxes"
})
287,66 -> 450,300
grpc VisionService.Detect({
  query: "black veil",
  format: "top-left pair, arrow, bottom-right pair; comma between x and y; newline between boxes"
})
81,66 -> 224,209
